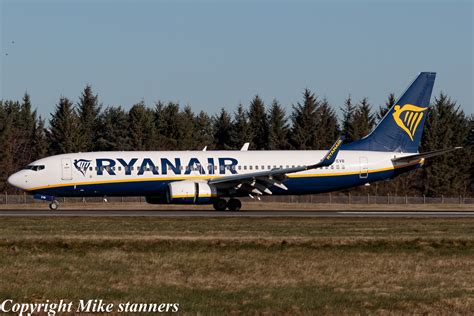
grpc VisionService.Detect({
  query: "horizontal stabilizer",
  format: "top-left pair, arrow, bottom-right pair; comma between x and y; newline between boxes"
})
392,147 -> 462,164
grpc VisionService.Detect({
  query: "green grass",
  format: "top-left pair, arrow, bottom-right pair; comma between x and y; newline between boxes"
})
0,217 -> 473,314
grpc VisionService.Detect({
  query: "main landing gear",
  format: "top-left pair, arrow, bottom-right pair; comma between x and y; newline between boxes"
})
213,198 -> 242,212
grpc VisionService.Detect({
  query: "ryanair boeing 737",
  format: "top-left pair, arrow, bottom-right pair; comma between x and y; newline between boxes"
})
7,72 -> 459,211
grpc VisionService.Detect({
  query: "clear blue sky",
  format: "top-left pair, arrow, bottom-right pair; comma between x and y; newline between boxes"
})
1,0 -> 473,120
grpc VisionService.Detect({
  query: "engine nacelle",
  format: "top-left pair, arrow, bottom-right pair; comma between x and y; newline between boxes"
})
167,180 -> 217,204
145,195 -> 168,204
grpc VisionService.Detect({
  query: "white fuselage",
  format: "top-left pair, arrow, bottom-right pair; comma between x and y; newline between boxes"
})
7,150 -> 419,198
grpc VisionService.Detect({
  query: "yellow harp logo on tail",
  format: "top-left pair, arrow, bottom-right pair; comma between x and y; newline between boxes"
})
392,104 -> 427,141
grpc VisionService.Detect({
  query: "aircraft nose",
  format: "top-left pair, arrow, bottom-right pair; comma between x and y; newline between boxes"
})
7,172 -> 26,190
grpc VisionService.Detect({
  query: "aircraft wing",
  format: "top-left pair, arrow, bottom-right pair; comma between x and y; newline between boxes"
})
208,136 -> 344,196
392,147 -> 462,164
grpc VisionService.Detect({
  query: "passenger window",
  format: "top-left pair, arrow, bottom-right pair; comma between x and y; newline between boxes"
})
244,166 -> 247,170
255,166 -> 259,170
249,166 -> 253,170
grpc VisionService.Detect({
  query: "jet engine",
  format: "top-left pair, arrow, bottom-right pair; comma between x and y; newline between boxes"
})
166,180 -> 217,204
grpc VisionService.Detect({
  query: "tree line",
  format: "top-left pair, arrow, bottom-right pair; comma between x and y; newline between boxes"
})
0,86 -> 472,196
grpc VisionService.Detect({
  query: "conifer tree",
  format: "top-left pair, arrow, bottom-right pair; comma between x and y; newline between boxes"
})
268,99 -> 289,149
97,106 -> 131,151
77,85 -> 101,151
177,106 -> 198,150
155,102 -> 186,149
32,116 -> 49,159
290,89 -> 319,149
194,111 -> 214,150
19,93 -> 36,138
154,101 -> 175,150
248,95 -> 270,150
351,97 -> 375,140
213,108 -> 233,149
48,97 -> 81,154
230,104 -> 250,149
340,95 -> 355,142
128,101 -> 157,150
0,102 -> 15,191
418,93 -> 471,196
468,115 -> 474,195
377,93 -> 396,122
315,98 -> 340,148
17,93 -> 38,166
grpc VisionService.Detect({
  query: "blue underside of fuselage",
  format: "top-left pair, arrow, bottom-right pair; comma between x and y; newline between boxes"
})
29,164 -> 418,199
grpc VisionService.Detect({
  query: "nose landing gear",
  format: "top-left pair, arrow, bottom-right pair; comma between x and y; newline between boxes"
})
33,194 -> 60,210
49,200 -> 59,211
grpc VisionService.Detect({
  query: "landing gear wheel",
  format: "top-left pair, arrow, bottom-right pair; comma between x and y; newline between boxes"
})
227,199 -> 242,211
49,200 -> 59,211
213,199 -> 227,211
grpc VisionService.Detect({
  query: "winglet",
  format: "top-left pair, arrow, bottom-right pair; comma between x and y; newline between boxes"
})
308,136 -> 344,169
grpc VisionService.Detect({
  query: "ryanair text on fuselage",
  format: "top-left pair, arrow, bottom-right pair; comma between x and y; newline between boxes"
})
75,157 -> 239,176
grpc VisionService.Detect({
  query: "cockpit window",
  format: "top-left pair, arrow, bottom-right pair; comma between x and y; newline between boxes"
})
24,165 -> 45,171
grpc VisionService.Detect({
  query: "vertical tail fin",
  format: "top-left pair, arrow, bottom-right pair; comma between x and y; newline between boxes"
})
343,72 -> 436,153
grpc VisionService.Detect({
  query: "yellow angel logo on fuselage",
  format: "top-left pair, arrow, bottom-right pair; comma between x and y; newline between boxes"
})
392,104 -> 427,141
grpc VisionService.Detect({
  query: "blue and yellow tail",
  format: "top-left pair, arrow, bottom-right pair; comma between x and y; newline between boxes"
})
343,72 -> 436,153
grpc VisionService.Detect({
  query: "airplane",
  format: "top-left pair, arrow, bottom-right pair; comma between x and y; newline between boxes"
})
7,72 -> 460,211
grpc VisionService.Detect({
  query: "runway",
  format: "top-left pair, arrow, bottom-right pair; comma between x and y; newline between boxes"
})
0,210 -> 473,218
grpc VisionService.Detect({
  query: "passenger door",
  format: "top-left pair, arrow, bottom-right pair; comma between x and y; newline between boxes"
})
359,157 -> 368,179
61,158 -> 73,180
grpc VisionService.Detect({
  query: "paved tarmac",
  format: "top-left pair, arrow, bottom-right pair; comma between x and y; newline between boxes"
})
0,210 -> 473,218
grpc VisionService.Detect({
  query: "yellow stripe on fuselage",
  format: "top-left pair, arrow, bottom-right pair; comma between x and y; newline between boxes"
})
25,161 -> 421,192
